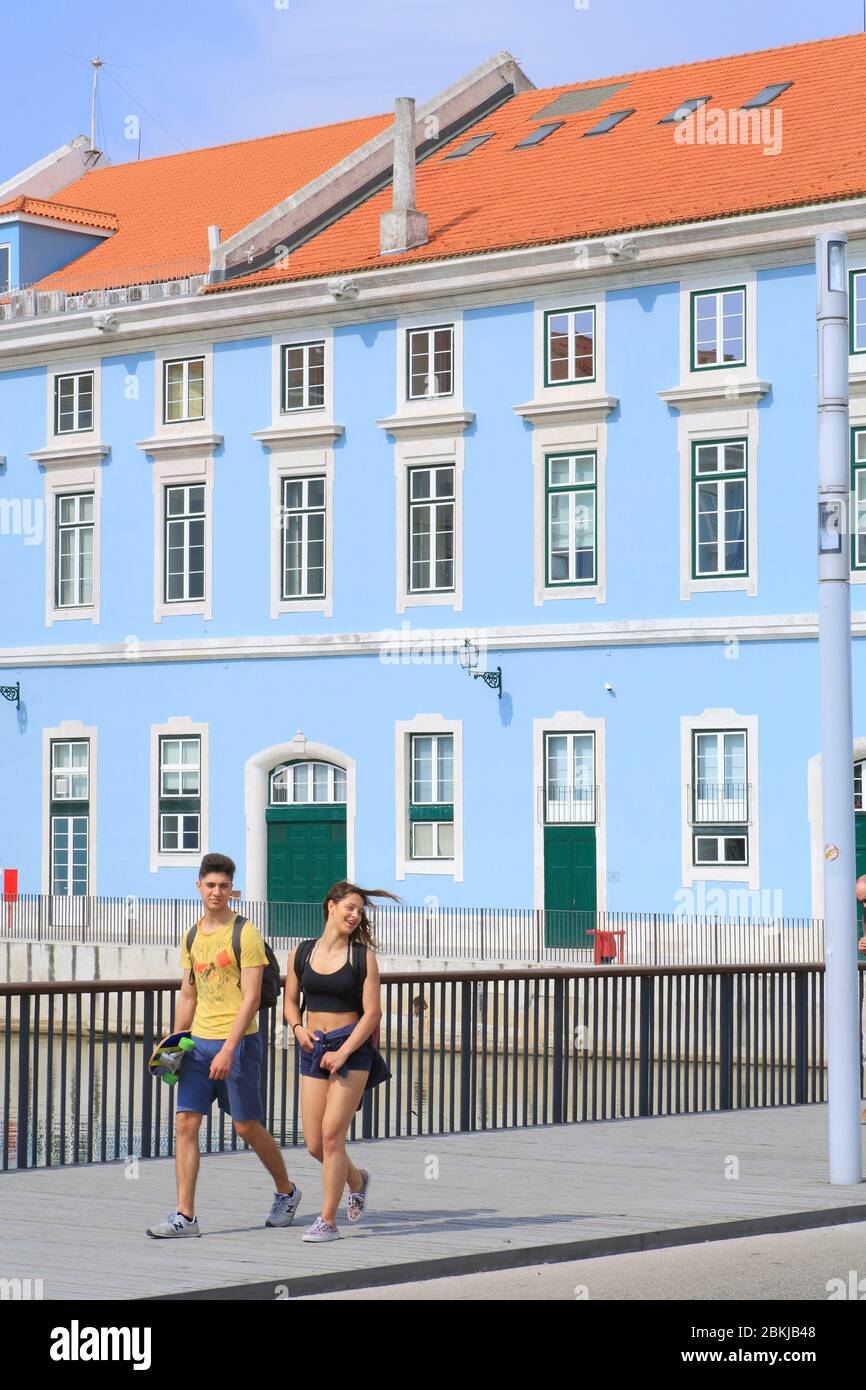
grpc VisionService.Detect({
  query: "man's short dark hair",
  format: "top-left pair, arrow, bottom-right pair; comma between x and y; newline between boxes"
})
198,853 -> 236,882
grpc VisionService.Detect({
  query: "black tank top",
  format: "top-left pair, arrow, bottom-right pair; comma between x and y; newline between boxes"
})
301,945 -> 360,1013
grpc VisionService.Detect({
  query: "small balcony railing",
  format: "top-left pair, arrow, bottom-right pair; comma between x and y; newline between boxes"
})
0,257 -> 210,323
538,784 -> 598,824
688,782 -> 751,825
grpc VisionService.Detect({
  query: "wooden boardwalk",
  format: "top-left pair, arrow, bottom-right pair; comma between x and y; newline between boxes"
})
4,1106 -> 866,1300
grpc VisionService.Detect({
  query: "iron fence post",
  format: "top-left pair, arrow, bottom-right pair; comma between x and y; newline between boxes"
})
140,993 -> 154,1160
719,973 -> 734,1109
459,981 -> 473,1132
16,994 -> 30,1169
639,976 -> 653,1117
553,977 -> 564,1123
795,972 -> 809,1105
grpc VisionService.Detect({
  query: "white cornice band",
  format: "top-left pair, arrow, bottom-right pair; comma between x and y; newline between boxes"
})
0,611 -> 855,670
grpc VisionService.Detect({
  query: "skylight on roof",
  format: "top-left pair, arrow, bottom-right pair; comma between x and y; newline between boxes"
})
532,82 -> 630,119
582,109 -> 636,137
659,96 -> 711,124
513,122 -> 564,149
443,133 -> 494,160
741,81 -> 792,108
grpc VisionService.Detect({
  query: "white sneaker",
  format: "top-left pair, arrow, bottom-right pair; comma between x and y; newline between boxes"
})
347,1169 -> 371,1224
302,1217 -> 341,1242
146,1211 -> 201,1239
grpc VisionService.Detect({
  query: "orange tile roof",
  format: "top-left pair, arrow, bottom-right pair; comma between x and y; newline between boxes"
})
0,195 -> 117,232
215,32 -> 866,294
33,112 -> 392,292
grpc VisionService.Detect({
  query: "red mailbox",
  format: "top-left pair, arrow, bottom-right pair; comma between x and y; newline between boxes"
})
3,869 -> 18,903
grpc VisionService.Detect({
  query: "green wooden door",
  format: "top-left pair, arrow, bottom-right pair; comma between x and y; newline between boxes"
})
543,826 -> 597,946
266,806 -> 347,937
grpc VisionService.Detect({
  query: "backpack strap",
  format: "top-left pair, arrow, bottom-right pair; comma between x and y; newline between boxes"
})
231,916 -> 248,990
293,938 -> 317,1014
186,924 -> 198,987
351,940 -> 367,1014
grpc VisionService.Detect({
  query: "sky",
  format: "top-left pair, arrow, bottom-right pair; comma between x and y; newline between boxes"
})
0,0 -> 864,179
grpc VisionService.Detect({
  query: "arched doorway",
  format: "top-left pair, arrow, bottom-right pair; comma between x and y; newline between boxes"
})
244,732 -> 355,934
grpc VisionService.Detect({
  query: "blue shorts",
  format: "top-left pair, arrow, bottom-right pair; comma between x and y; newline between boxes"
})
299,1025 -> 374,1080
175,1033 -> 264,1124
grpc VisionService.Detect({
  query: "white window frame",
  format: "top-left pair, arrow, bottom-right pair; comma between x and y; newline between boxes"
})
692,439 -> 748,579
268,448 -> 334,618
544,305 -> 596,387
677,408 -> 758,598
543,730 -> 596,824
163,481 -> 207,606
159,811 -> 200,855
396,311 -> 464,416
545,451 -> 598,588
280,473 -> 327,601
533,713 -> 606,911
396,715 -> 463,880
0,243 -> 10,294
270,760 -> 347,805
150,718 -> 209,871
269,324 -> 334,423
532,292 -> 606,404
55,491 -> 95,609
152,454 -> 213,621
406,323 -> 455,401
531,419 -> 607,605
691,286 -> 746,371
53,370 -> 95,436
678,270 -> 756,389
395,435 -> 464,613
281,338 -> 327,413
163,356 -> 206,425
407,461 -> 456,596
42,720 -> 97,894
151,342 -> 214,442
681,710 -> 759,889
43,459 -> 103,626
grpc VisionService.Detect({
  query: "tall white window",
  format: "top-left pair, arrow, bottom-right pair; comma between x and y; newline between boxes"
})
50,739 -> 90,896
281,476 -> 326,599
692,730 -> 748,864
693,440 -> 747,577
409,465 -> 454,592
56,493 -> 94,608
164,358 -> 205,423
164,484 -> 206,602
410,733 -> 454,859
159,735 -> 201,853
546,453 -> 597,585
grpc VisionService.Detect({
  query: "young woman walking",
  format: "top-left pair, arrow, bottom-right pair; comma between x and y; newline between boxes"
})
285,880 -> 395,1242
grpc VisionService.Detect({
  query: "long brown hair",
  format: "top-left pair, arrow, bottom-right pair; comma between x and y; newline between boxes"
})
322,880 -> 402,950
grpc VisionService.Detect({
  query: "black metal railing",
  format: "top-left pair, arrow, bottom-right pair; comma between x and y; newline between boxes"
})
0,964 -> 846,1171
537,784 -> 598,824
689,782 -> 751,824
0,895 -> 825,965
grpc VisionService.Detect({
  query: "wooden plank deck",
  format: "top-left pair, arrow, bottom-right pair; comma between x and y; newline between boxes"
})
3,1106 -> 866,1300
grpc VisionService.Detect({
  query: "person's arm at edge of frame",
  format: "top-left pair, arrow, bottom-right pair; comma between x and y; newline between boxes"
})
209,965 -> 264,1081
284,948 -> 314,1052
319,951 -> 382,1073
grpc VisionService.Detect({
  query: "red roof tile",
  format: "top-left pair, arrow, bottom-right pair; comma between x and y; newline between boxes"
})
215,32 -> 866,293
0,195 -> 117,232
33,112 -> 392,292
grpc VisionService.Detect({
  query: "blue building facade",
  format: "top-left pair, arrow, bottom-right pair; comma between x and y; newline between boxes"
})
2,56 -> 866,926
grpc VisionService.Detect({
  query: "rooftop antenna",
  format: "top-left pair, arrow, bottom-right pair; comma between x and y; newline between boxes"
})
90,54 -> 104,155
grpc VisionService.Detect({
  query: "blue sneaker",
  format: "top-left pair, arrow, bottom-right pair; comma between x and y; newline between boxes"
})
265,1185 -> 302,1228
146,1211 -> 200,1239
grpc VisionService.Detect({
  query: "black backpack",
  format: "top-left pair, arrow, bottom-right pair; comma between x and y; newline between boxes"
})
186,915 -> 282,1010
293,937 -> 367,1015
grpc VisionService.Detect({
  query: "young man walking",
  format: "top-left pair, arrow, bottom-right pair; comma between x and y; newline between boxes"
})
147,852 -> 301,1237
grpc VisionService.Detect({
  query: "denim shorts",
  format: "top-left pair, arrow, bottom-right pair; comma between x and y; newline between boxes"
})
299,1025 -> 374,1080
175,1032 -> 264,1123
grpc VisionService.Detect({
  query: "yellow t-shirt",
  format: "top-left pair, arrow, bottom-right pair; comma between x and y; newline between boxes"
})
180,915 -> 269,1040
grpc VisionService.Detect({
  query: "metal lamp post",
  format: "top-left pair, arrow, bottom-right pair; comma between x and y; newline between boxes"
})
816,230 -> 862,1184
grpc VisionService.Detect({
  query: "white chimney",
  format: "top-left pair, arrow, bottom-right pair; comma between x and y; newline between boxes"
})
380,98 -> 428,256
